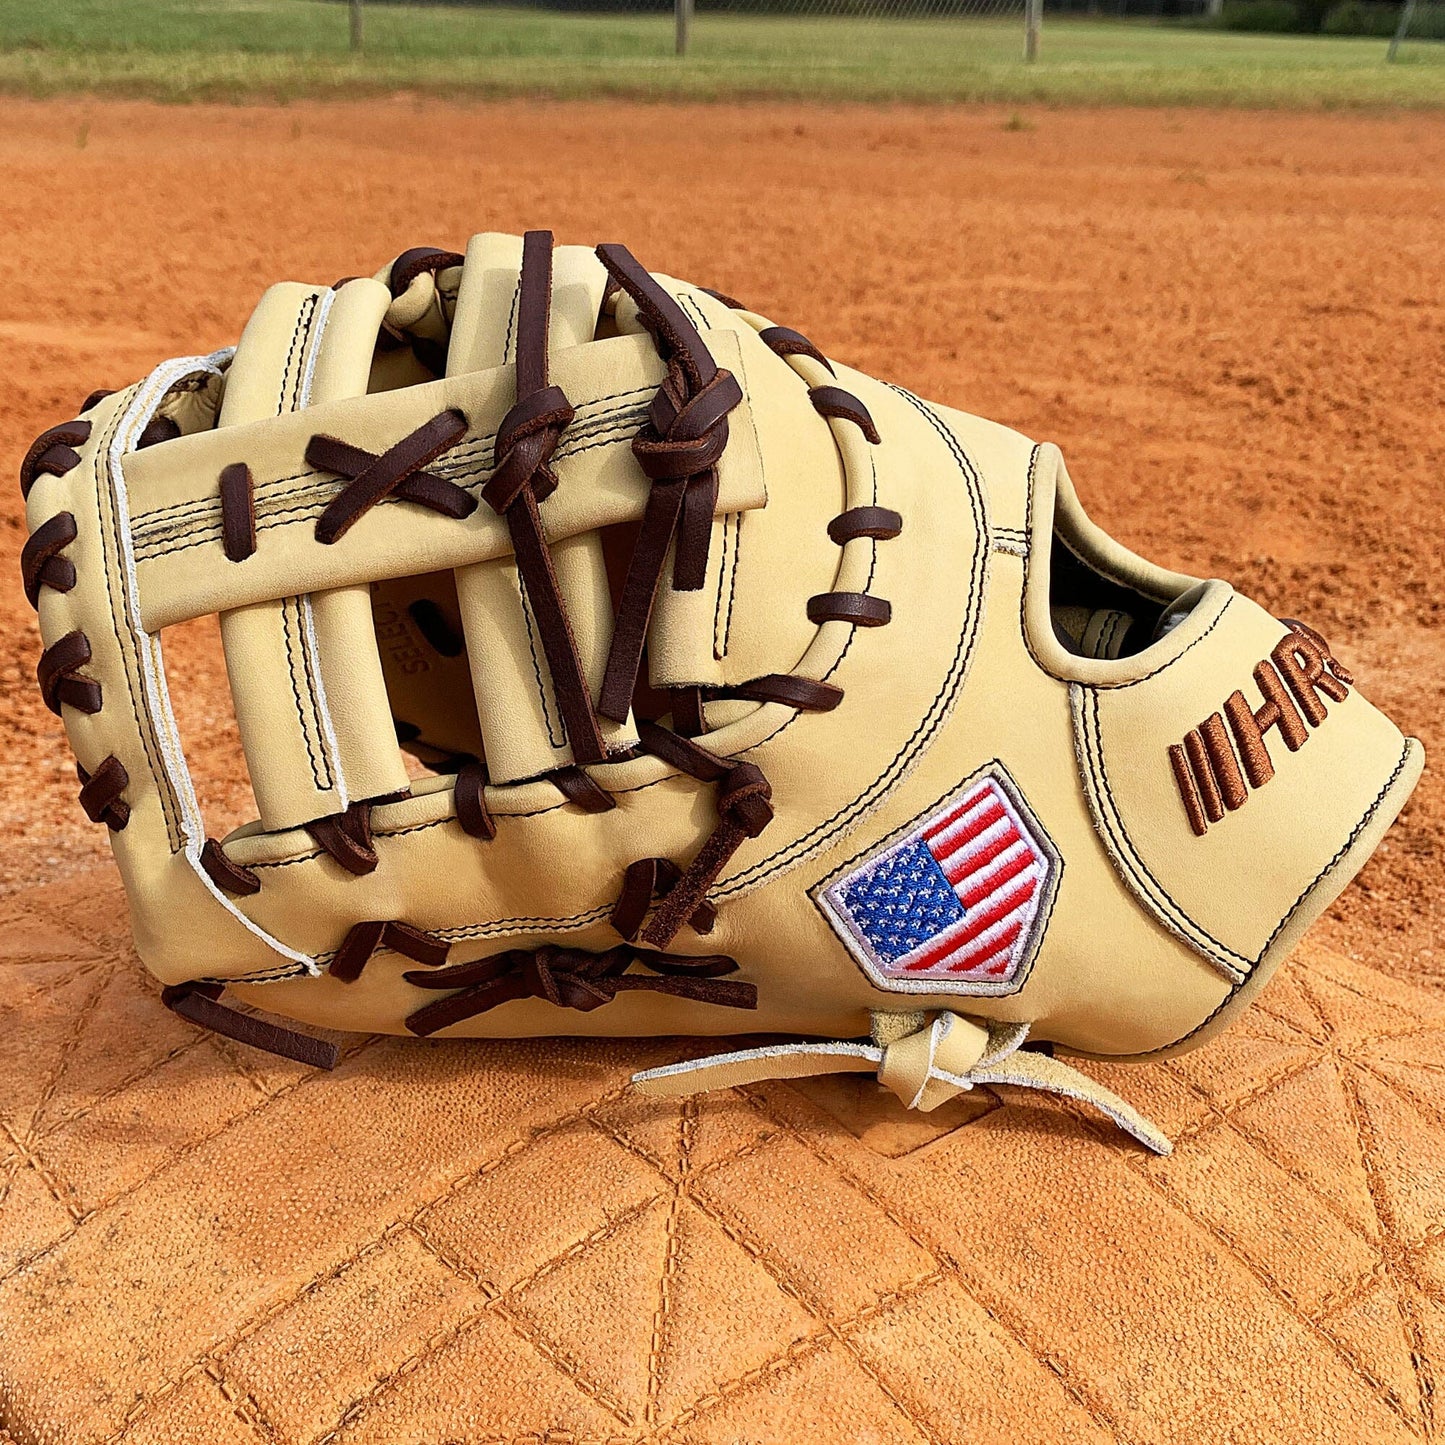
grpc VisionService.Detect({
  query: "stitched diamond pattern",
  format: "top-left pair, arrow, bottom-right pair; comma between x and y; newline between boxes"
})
0,871 -> 1441,1445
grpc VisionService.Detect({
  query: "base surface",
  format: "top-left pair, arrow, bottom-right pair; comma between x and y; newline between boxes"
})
0,870 -> 1441,1444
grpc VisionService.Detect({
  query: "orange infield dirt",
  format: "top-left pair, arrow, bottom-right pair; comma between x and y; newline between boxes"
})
1,98 -> 1441,986
0,95 -> 1443,1445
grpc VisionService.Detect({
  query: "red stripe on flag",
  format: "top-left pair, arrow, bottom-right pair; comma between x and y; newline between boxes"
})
902,874 -> 1038,973
924,797 -> 1005,849
950,874 -> 1037,949
941,823 -> 1021,886
920,797 -> 973,844
957,848 -> 1033,909
968,919 -> 1025,976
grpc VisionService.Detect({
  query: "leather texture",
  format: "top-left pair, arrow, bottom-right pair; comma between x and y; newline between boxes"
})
0,871 -> 1441,1444
19,232 -> 1422,1138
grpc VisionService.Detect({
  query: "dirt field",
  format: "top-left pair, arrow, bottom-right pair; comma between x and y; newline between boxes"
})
1,97 -> 1440,989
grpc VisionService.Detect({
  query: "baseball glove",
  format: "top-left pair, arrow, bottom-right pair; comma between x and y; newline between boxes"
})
21,230 -> 1423,1153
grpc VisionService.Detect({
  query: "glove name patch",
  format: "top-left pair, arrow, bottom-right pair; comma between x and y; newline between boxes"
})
816,765 -> 1060,997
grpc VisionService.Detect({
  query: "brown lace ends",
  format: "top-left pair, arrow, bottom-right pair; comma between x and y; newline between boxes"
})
632,722 -> 774,949
482,230 -> 608,766
404,943 -> 755,1037
612,857 -> 717,942
305,410 -> 475,545
329,919 -> 449,983
163,982 -> 338,1070
704,674 -> 844,714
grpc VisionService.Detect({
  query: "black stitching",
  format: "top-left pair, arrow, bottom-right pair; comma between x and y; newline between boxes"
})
277,296 -> 314,417
282,596 -> 330,792
807,758 -> 1064,1000
1079,685 -> 1249,975
131,386 -> 652,531
131,409 -> 651,563
1137,740 -> 1415,1057
517,568 -> 566,750
96,392 -> 185,849
501,277 -> 521,368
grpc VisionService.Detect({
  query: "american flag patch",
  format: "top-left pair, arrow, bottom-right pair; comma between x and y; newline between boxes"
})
816,766 -> 1061,996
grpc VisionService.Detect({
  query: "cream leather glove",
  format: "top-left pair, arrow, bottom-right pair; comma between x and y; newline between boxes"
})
21,230 -> 1422,1154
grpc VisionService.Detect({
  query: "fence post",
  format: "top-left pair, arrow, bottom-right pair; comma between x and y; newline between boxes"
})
1024,0 -> 1041,60
676,0 -> 694,55
349,0 -> 363,52
1387,0 -> 1417,59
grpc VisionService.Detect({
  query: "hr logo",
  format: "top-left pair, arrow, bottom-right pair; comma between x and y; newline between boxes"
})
1169,620 -> 1353,837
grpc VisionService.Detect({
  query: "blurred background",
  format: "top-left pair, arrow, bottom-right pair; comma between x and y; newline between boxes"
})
0,0 -> 1440,105
0,1 -> 1440,979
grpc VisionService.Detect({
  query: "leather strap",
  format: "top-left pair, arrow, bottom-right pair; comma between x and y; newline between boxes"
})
594,244 -> 743,723
550,765 -> 617,813
306,802 -> 379,875
219,462 -> 257,562
163,983 -> 338,1071
632,1015 -> 1172,1155
20,420 -> 90,498
612,856 -> 716,942
37,630 -> 102,715
307,410 -> 474,545
200,838 -> 261,896
454,761 -> 497,840
404,944 -> 755,1037
388,246 -> 464,297
758,325 -> 834,375
329,919 -> 450,983
76,756 -> 130,831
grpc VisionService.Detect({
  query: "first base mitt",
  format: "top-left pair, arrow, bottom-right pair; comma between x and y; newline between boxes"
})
21,230 -> 1423,1153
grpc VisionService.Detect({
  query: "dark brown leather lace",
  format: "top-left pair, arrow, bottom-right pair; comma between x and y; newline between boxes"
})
631,721 -> 774,949
305,411 -> 475,545
404,943 -> 756,1036
19,249 -> 908,1068
163,983 -> 338,1070
481,230 -> 608,765
594,243 -> 743,724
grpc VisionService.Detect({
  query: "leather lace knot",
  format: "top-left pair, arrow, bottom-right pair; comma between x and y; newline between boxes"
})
404,943 -> 756,1036
475,231 -> 607,765
632,367 -> 741,482
716,761 -> 773,838
483,383 -> 575,512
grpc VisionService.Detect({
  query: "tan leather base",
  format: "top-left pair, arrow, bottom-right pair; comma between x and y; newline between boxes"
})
1,871 -> 1441,1444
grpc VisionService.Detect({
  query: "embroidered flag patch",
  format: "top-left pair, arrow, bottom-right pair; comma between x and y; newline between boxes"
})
816,765 -> 1061,997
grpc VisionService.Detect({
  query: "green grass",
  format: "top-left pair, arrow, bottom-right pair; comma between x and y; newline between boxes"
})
0,0 -> 1441,107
